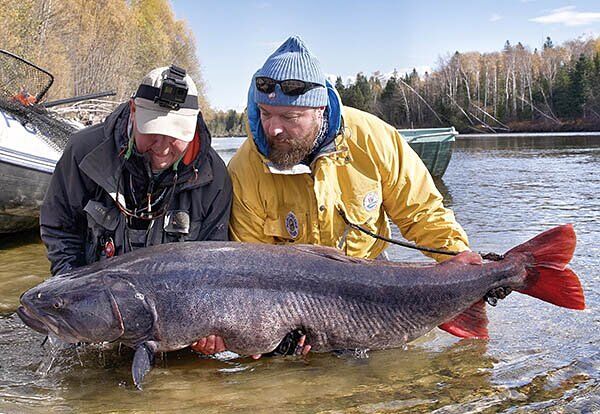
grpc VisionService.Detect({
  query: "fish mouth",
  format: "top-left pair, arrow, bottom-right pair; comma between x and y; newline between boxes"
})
16,305 -> 49,335
16,303 -> 81,343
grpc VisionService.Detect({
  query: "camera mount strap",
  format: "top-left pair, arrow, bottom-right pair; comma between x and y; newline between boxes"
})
134,84 -> 198,110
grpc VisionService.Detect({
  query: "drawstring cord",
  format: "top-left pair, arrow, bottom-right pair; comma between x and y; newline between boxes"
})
337,210 -> 504,262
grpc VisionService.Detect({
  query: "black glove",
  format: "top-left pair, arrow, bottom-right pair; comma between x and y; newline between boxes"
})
484,287 -> 512,306
266,329 -> 306,356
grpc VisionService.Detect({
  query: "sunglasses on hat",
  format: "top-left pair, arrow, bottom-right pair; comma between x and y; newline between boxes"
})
255,76 -> 324,96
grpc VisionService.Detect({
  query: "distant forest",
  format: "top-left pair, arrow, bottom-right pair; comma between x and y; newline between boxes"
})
213,36 -> 600,136
336,36 -> 600,133
1,2 -> 598,135
0,0 -> 211,113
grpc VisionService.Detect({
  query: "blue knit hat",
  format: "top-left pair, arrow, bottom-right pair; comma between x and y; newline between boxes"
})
254,36 -> 328,107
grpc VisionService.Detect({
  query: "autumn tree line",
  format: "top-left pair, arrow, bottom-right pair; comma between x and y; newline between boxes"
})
0,0 -> 211,112
211,36 -> 600,136
337,36 -> 600,133
2,1 -> 599,135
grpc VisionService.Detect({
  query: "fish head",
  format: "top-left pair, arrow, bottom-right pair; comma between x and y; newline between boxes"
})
17,273 -> 125,344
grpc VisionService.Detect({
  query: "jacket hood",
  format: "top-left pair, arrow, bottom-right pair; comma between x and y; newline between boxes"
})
246,77 -> 342,158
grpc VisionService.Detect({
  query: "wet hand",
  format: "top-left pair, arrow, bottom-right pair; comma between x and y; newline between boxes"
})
485,286 -> 513,306
190,335 -> 226,354
453,251 -> 483,265
293,334 -> 312,356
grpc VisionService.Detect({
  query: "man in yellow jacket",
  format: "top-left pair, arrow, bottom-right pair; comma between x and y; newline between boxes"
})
192,35 -> 473,356
229,35 -> 469,261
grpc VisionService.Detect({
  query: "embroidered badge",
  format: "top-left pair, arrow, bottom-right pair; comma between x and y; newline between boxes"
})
363,191 -> 380,212
104,237 -> 115,258
285,211 -> 299,239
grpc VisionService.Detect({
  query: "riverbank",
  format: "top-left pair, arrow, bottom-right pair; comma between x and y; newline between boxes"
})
457,131 -> 600,139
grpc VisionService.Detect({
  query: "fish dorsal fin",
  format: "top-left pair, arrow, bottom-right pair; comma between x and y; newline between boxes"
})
132,342 -> 156,390
438,300 -> 489,339
291,245 -> 369,264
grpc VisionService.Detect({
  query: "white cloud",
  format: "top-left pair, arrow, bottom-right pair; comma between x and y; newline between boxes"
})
530,6 -> 600,26
490,13 -> 503,22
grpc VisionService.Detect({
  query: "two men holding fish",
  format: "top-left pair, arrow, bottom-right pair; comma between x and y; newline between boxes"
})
29,37 -> 583,385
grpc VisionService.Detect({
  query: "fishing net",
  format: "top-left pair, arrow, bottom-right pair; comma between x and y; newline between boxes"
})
0,49 -> 76,152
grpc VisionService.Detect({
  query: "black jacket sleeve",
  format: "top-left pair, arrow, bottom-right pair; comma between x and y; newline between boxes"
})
40,135 -> 96,275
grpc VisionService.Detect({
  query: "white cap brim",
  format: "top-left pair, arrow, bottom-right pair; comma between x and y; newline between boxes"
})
134,97 -> 199,142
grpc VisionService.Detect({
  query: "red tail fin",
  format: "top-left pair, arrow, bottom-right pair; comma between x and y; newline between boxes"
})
506,224 -> 585,310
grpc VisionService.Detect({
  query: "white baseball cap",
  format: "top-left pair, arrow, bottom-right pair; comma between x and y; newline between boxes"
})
133,66 -> 199,142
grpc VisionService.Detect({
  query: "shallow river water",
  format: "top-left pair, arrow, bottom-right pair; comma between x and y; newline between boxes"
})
0,135 -> 598,413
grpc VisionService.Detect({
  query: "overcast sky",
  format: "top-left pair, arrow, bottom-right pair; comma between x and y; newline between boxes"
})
170,0 -> 600,111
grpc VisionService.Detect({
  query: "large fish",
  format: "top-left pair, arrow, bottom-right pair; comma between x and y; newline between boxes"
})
17,225 -> 585,389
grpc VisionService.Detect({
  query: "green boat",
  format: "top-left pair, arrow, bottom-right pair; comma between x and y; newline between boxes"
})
399,127 -> 457,178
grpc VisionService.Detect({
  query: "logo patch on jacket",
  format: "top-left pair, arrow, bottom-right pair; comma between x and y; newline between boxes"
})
285,211 -> 299,239
363,191 -> 380,212
103,237 -> 115,258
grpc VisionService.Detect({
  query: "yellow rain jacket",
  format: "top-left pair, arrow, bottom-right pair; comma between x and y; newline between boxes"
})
228,105 -> 469,262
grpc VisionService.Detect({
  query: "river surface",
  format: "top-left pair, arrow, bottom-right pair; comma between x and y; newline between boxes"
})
0,135 -> 598,413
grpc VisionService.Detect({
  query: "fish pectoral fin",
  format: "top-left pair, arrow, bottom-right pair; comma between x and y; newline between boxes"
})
132,342 -> 156,390
438,300 -> 489,339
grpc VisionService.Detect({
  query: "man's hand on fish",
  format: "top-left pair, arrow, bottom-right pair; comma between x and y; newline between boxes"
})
190,335 -> 226,354
453,251 -> 483,265
190,332 -> 312,359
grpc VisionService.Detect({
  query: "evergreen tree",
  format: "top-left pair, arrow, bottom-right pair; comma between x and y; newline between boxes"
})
354,73 -> 374,112
570,54 -> 593,117
334,76 -> 345,93
378,76 -> 404,127
225,109 -> 237,132
553,66 -> 574,118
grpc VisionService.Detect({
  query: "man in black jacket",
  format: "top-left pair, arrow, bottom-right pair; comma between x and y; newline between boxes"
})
41,66 -> 232,276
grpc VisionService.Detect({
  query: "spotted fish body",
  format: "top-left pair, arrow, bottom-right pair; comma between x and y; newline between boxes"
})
17,225 -> 585,388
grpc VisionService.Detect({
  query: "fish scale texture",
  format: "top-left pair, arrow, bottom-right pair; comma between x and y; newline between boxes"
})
22,241 -> 530,354
99,242 -> 520,352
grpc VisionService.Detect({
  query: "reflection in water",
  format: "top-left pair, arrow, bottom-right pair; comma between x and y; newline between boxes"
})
0,135 -> 598,412
0,230 -> 48,314
1,315 -> 497,414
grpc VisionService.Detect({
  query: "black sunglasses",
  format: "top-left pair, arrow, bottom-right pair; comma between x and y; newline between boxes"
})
255,76 -> 324,96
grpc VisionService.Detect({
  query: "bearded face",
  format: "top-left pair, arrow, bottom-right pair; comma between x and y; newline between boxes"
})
259,104 -> 324,169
